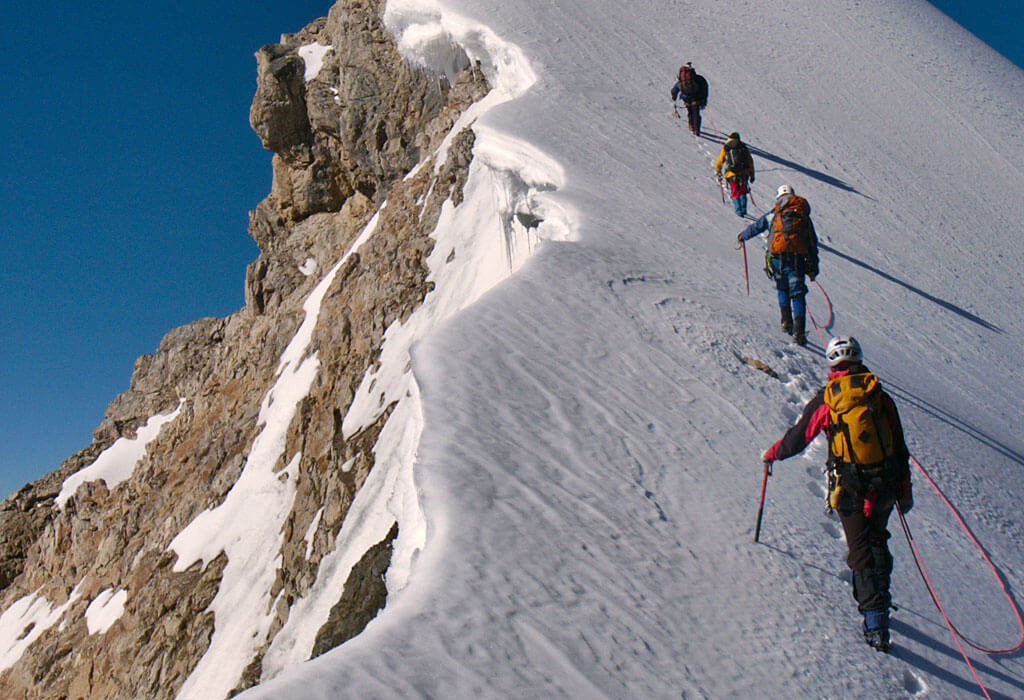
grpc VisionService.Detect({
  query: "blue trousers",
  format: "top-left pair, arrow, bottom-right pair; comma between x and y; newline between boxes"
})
770,254 -> 807,319
732,193 -> 748,216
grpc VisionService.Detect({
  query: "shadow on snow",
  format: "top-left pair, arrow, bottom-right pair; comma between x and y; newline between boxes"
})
890,617 -> 1024,698
819,242 -> 1003,334
746,144 -> 869,198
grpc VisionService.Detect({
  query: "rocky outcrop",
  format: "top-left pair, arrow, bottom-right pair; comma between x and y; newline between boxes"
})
0,0 -> 490,697
309,521 -> 398,660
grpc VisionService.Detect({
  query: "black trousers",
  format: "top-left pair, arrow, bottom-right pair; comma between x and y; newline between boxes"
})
685,102 -> 702,134
837,506 -> 894,612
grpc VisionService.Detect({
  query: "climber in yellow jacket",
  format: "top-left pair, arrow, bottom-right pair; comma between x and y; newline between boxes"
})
714,132 -> 755,217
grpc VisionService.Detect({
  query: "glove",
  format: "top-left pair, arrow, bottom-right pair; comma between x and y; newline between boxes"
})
761,447 -> 776,465
897,477 -> 913,514
804,257 -> 819,281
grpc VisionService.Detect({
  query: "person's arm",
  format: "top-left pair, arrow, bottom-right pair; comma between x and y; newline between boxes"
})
714,148 -> 726,176
884,393 -> 914,511
804,218 -> 819,279
883,394 -> 910,478
764,390 -> 829,462
738,212 -> 770,242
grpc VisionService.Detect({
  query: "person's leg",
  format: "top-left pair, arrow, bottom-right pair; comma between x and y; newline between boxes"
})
787,261 -> 808,344
866,508 -> 895,610
687,103 -> 701,135
779,306 -> 793,333
839,506 -> 894,649
773,258 -> 792,328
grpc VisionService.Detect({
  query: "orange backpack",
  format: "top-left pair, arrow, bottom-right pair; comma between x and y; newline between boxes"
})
769,195 -> 810,254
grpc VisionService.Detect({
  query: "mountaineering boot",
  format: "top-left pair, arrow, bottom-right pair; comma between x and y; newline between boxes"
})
780,307 -> 793,335
793,315 -> 807,346
862,609 -> 891,652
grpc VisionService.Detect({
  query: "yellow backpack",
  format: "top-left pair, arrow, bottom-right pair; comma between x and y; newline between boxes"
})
823,372 -> 895,469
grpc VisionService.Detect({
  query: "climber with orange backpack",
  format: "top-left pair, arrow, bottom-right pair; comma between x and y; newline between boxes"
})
759,336 -> 913,652
736,184 -> 819,345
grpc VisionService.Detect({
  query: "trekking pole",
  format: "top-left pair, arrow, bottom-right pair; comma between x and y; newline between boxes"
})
754,460 -> 772,542
741,240 -> 750,295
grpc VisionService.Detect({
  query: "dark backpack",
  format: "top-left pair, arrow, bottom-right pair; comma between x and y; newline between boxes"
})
679,75 -> 700,96
724,140 -> 752,177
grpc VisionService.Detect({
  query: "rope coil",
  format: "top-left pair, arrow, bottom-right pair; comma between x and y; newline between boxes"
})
904,456 -> 1024,655
895,456 -> 1024,699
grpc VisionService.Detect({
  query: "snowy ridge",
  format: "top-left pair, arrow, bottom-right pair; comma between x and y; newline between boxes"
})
162,1 -> 576,691
261,1 -> 574,682
239,0 -> 1024,697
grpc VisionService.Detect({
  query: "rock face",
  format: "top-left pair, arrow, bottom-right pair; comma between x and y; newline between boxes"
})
0,0 -> 489,697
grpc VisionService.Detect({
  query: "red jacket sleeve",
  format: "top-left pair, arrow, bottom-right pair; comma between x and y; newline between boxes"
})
765,388 -> 829,461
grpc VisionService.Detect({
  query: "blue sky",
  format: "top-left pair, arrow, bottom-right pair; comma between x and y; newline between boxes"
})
1,1 -> 328,498
1,0 -> 1021,500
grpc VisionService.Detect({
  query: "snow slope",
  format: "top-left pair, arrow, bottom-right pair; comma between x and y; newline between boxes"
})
241,0 -> 1024,697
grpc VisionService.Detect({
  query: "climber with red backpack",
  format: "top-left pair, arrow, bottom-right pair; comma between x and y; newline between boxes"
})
671,62 -> 709,135
714,132 -> 755,217
759,336 -> 913,652
736,184 -> 819,345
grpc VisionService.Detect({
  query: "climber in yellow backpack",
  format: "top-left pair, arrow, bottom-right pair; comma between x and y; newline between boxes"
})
759,337 -> 913,652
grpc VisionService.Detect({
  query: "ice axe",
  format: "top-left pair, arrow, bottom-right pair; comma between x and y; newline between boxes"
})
740,239 -> 750,296
754,460 -> 772,542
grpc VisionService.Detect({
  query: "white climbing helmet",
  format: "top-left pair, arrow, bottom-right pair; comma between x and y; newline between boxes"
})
777,184 -> 794,199
825,336 -> 863,367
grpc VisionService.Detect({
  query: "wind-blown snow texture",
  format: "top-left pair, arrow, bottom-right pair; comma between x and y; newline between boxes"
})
241,0 -> 1024,697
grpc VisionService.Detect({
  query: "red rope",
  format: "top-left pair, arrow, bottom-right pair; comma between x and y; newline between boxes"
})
812,280 -> 833,328
741,241 -> 750,296
806,309 -> 827,349
748,189 -> 765,216
907,456 -> 1024,655
805,281 -> 832,349
897,507 -> 993,699
703,106 -> 721,137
